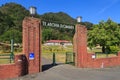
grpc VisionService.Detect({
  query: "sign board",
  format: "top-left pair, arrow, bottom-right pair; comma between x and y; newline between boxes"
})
29,53 -> 35,60
92,54 -> 96,59
42,21 -> 75,29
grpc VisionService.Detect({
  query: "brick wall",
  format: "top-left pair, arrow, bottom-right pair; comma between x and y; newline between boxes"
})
0,54 -> 27,79
0,17 -> 42,79
86,52 -> 120,68
74,24 -> 120,68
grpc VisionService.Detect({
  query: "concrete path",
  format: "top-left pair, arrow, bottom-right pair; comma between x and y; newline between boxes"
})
8,58 -> 120,80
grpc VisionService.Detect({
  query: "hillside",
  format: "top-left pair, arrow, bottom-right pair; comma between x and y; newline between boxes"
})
0,2 -> 93,43
41,12 -> 76,24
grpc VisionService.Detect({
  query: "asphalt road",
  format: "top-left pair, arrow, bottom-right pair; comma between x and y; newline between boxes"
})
8,58 -> 120,80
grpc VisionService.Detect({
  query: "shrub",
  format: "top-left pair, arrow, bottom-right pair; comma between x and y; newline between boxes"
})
110,46 -> 119,53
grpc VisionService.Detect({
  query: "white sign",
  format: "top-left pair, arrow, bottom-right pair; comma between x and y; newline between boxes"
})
92,54 -> 96,59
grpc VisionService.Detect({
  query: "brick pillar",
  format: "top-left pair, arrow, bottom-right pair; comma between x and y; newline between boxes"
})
73,24 -> 87,68
22,17 -> 41,74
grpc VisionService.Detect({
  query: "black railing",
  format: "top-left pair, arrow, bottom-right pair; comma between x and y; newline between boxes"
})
66,52 -> 75,65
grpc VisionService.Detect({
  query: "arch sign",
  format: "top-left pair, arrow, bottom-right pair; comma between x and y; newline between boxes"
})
42,21 -> 75,29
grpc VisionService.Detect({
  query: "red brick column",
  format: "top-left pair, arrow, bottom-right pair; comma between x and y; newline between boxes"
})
73,24 -> 88,67
22,17 -> 41,74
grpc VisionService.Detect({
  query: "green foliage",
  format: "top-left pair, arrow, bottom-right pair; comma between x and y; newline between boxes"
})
110,46 -> 119,53
41,12 -> 76,24
0,29 -> 22,43
0,11 -> 14,35
80,22 -> 93,30
0,2 -> 93,44
42,27 -> 73,43
41,12 -> 77,42
0,2 -> 29,31
0,2 -> 29,43
88,19 -> 120,53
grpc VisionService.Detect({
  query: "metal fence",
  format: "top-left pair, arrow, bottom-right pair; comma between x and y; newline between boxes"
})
0,39 -> 15,64
0,53 -> 14,63
65,52 -> 75,65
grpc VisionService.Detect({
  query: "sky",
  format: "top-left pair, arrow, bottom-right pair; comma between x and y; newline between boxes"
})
0,0 -> 120,24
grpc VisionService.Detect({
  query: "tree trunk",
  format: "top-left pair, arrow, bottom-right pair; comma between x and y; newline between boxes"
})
102,46 -> 105,53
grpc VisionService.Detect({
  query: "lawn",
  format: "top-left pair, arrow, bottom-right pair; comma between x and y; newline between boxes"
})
42,45 -> 73,63
0,53 -> 14,64
42,45 -> 118,63
0,59 -> 11,64
88,47 -> 117,58
0,46 -> 18,64
0,45 -> 118,64
42,53 -> 66,63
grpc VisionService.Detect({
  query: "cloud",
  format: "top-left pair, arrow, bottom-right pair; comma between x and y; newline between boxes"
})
97,0 -> 119,15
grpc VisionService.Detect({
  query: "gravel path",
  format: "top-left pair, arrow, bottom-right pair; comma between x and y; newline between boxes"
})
7,58 -> 120,80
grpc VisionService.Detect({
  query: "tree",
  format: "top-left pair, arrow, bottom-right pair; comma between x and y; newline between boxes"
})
0,29 -> 22,43
0,2 -> 76,43
41,12 -> 76,24
88,19 -> 120,53
42,28 -> 53,43
0,11 -> 14,35
80,22 -> 93,30
0,2 -> 29,31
